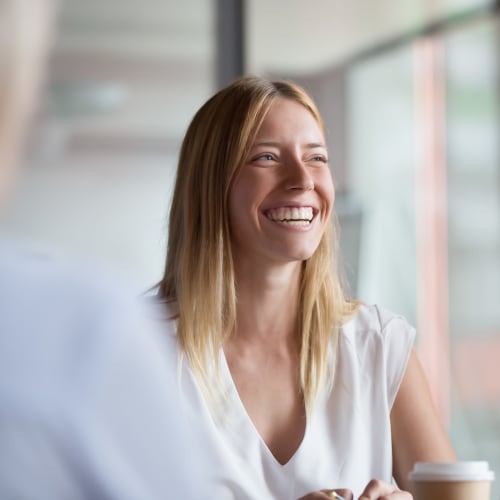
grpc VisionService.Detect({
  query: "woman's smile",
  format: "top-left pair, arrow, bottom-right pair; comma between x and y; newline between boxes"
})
264,206 -> 316,227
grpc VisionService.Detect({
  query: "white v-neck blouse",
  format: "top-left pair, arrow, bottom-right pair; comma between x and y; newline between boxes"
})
160,303 -> 415,500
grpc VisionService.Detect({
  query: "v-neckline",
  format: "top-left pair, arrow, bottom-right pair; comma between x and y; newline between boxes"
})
219,349 -> 308,468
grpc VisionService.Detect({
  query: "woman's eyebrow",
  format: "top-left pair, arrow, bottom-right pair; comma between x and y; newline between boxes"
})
251,141 -> 280,148
251,141 -> 327,149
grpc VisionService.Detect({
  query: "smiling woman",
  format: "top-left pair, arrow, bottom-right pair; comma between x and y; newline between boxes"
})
156,76 -> 456,499
158,77 -> 349,415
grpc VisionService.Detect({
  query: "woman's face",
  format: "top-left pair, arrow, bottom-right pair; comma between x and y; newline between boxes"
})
228,97 -> 335,268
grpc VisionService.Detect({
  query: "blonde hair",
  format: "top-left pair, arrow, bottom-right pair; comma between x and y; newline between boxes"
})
158,76 -> 358,413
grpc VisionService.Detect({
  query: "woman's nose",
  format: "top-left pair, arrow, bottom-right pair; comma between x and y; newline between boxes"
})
285,158 -> 314,191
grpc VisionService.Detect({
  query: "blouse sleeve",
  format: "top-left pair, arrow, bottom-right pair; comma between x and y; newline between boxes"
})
378,307 -> 416,409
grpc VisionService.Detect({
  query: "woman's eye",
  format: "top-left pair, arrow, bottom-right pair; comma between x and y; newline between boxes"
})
310,156 -> 328,163
253,153 -> 275,161
258,154 -> 274,161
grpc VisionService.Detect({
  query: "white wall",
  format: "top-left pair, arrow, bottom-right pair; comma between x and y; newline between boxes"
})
1,152 -> 177,292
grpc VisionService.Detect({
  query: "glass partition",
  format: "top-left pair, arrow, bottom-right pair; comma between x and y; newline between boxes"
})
445,17 -> 500,487
346,15 -> 500,497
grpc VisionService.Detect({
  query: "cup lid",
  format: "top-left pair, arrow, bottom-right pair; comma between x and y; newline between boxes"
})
408,461 -> 495,482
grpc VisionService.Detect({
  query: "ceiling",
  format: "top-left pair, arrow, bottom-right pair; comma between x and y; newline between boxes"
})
39,0 -> 492,159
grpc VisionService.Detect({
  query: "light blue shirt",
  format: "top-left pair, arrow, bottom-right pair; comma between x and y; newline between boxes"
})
0,241 -> 207,499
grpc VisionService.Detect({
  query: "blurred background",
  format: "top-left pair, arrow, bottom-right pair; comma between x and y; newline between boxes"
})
1,0 -> 499,495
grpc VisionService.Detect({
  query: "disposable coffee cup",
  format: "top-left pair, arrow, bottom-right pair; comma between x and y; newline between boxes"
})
409,461 -> 495,500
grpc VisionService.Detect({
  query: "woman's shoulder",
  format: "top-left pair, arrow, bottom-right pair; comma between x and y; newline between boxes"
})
337,304 -> 417,410
341,303 -> 416,344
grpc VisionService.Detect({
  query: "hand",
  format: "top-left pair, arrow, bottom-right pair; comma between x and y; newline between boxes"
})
297,488 -> 353,500
358,479 -> 412,499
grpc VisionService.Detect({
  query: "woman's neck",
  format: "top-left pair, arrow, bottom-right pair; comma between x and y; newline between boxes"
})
232,259 -> 302,344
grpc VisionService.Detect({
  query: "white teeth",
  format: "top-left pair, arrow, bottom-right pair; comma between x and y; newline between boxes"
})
266,206 -> 314,222
281,220 -> 311,226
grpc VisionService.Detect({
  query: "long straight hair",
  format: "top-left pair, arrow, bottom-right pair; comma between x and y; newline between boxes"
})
158,76 -> 357,413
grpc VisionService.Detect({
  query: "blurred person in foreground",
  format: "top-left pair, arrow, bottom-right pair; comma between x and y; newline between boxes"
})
155,76 -> 457,499
0,1 -> 207,498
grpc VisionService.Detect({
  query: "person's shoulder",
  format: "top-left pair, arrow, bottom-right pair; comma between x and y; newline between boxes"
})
143,295 -> 178,335
339,304 -> 416,377
0,241 -> 159,394
341,303 -> 414,341
342,302 -> 403,330
0,240 -> 126,307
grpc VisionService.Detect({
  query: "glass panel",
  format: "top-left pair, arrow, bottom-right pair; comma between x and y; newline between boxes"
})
346,47 -> 418,324
445,18 -> 500,498
347,15 -> 500,496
